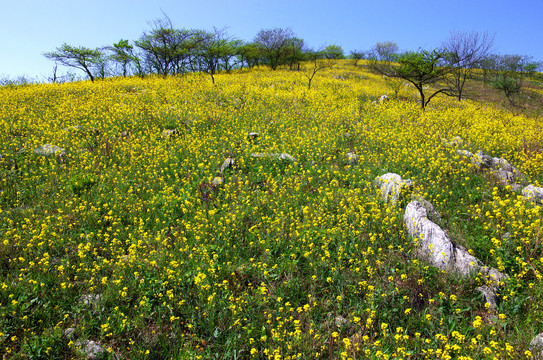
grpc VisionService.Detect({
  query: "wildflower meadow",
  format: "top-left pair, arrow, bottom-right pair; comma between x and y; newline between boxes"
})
1,61 -> 542,359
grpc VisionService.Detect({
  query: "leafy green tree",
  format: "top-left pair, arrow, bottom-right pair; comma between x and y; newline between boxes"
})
238,42 -> 262,68
371,49 -> 449,109
491,74 -> 521,105
195,28 -> 239,83
43,43 -> 102,82
322,45 -> 344,60
109,39 -> 134,77
349,50 -> 366,66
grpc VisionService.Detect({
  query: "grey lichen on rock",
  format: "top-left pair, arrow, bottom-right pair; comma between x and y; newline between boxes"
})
522,185 -> 543,204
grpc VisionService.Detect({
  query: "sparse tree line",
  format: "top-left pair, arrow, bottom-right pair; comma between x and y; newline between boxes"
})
40,16 -> 345,85
3,15 -> 542,106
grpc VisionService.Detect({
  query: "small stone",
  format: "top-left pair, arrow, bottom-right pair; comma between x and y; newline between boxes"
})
74,340 -> 106,360
378,94 -> 389,103
251,153 -> 295,162
162,129 -> 178,139
64,327 -> 76,338
212,177 -> 223,186
456,149 -> 473,158
247,132 -> 259,140
346,152 -> 360,164
442,136 -> 464,148
34,144 -> 65,156
471,150 -> 493,169
78,294 -> 102,306
220,158 -> 235,173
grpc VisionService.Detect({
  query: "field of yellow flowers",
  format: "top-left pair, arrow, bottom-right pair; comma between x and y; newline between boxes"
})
1,61 -> 542,359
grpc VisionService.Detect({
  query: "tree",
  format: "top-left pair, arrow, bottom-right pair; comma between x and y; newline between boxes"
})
284,37 -> 306,70
441,31 -> 494,100
253,27 -> 296,70
371,49 -> 449,109
322,45 -> 344,60
491,74 -> 521,105
301,49 -> 336,89
370,41 -> 399,62
44,43 -> 102,82
195,28 -> 239,84
135,16 -> 198,76
109,39 -> 134,77
238,42 -> 262,68
349,50 -> 366,66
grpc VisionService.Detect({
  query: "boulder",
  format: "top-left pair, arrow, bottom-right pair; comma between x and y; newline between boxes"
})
404,201 -> 454,269
376,173 -> 413,204
405,201 -> 507,285
522,185 -> 543,204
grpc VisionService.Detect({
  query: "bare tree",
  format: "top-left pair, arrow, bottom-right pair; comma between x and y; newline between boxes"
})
441,31 -> 494,100
370,41 -> 399,62
302,49 -> 336,89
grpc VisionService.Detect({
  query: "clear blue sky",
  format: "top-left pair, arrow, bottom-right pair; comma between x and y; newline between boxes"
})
2,0 -> 542,80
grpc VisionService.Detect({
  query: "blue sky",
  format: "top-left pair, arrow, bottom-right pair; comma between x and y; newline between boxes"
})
2,0 -> 542,80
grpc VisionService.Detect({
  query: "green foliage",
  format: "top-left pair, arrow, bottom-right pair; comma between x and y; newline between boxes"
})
491,74 -> 522,105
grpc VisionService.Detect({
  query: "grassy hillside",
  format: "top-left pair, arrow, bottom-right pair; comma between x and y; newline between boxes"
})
1,61 -> 542,359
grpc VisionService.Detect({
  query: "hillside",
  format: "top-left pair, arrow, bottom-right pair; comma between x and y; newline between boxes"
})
1,61 -> 543,359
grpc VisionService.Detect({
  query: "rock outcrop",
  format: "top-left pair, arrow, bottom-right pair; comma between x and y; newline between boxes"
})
376,173 -> 413,204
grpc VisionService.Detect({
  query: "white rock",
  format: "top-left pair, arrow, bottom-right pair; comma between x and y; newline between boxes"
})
453,246 -> 483,276
34,144 -> 65,156
522,185 -> 543,204
442,136 -> 464,148
456,149 -> 473,158
247,132 -> 259,140
476,285 -> 499,310
531,333 -> 543,357
220,158 -> 235,172
376,173 -> 413,204
378,94 -> 389,103
251,153 -> 295,162
162,129 -> 177,139
346,152 -> 360,164
212,177 -> 223,186
471,150 -> 493,169
74,340 -> 106,360
404,201 -> 454,269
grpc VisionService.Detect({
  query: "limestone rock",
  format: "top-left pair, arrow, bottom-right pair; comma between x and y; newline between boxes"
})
220,157 -> 235,173
442,136 -> 464,148
376,173 -> 413,204
453,245 -> 483,276
251,153 -> 295,162
34,144 -> 65,157
74,340 -> 106,360
411,195 -> 441,221
378,94 -> 389,103
530,333 -> 543,358
522,185 -> 543,204
456,149 -> 473,158
162,129 -> 178,139
247,132 -> 259,140
404,201 -> 454,269
476,285 -> 499,310
346,152 -> 360,164
64,327 -> 76,338
79,294 -> 102,306
471,150 -> 493,169
212,177 -> 223,186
